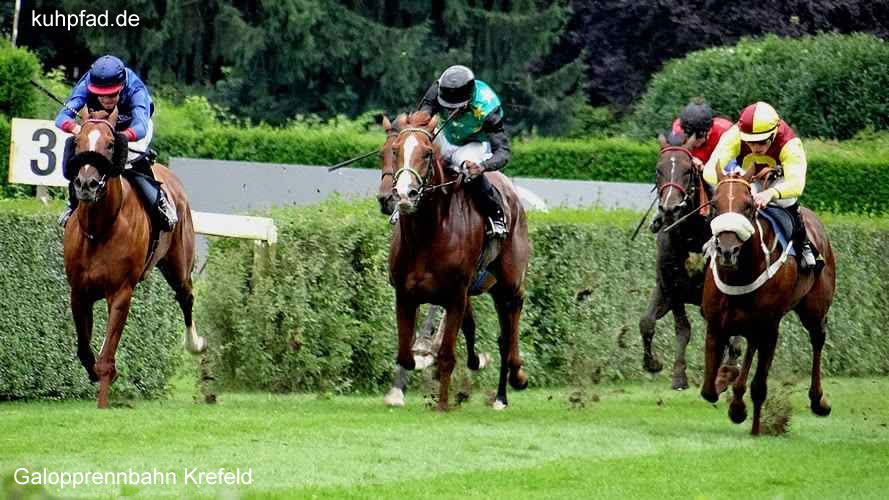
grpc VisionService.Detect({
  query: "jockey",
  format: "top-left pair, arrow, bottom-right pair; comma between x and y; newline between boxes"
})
55,55 -> 178,231
703,101 -> 820,270
417,65 -> 511,239
650,99 -> 733,233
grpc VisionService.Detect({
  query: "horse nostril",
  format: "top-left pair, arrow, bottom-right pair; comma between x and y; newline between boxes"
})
408,189 -> 419,199
88,179 -> 100,189
74,178 -> 82,188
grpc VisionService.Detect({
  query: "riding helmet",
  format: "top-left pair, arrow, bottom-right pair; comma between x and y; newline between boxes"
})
738,101 -> 780,142
88,55 -> 127,95
437,65 -> 475,109
679,100 -> 714,139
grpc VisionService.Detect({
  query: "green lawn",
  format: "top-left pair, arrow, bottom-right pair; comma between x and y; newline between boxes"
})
2,376 -> 888,499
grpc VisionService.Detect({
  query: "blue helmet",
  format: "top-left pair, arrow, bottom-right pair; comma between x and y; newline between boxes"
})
88,55 -> 126,95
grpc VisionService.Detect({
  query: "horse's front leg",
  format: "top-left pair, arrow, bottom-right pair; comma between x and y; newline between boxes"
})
95,286 -> 134,409
436,293 -> 467,412
700,321 -> 726,404
71,290 -> 98,382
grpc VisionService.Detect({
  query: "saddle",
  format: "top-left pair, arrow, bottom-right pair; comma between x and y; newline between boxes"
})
758,206 -> 796,257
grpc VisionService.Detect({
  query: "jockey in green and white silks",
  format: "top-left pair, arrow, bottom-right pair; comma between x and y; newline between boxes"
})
418,65 -> 512,238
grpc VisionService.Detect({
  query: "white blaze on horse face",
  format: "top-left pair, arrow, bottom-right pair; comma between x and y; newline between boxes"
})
87,129 -> 101,152
396,135 -> 419,198
666,156 -> 677,200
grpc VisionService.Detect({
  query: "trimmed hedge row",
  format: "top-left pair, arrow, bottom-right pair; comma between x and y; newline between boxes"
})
199,198 -> 889,394
0,201 -> 185,400
629,33 -> 889,140
156,126 -> 889,214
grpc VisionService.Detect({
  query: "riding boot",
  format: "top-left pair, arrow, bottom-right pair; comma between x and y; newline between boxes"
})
787,203 -> 820,271
468,173 -> 508,239
58,182 -> 78,227
156,189 -> 179,231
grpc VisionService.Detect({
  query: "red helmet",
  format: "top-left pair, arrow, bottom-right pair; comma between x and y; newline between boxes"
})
738,102 -> 780,142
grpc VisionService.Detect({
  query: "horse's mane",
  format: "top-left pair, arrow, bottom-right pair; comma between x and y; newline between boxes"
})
394,111 -> 433,130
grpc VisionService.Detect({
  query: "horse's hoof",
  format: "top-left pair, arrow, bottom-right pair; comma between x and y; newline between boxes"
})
811,397 -> 831,417
729,401 -> 747,424
435,402 -> 450,412
472,353 -> 492,371
509,369 -> 528,390
716,365 -> 740,388
383,388 -> 405,407
643,355 -> 664,374
413,354 -> 435,370
701,389 -> 719,404
672,375 -> 689,391
492,399 -> 507,411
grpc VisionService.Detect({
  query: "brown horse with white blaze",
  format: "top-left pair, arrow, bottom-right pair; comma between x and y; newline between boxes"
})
387,111 -> 530,411
64,108 -> 206,408
700,167 -> 835,435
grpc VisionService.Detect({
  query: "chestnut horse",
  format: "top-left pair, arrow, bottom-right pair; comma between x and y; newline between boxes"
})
387,112 -> 530,411
700,167 -> 835,434
641,134 -> 740,390
64,109 -> 206,408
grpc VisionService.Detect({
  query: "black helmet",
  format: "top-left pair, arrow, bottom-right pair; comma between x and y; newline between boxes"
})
88,55 -> 126,95
679,100 -> 713,138
437,65 -> 475,109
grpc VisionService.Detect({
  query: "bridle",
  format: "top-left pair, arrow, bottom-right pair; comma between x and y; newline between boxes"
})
391,127 -> 459,200
656,146 -> 699,211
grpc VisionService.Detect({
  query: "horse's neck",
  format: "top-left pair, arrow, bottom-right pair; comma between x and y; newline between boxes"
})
79,177 -> 125,240
397,189 -> 467,243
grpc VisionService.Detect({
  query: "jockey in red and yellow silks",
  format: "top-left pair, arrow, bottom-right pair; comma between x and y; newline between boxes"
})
703,101 -> 820,270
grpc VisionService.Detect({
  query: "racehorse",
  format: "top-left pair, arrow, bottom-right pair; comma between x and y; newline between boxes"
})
386,111 -> 530,410
700,167 -> 835,434
63,108 -> 206,408
641,134 -> 741,390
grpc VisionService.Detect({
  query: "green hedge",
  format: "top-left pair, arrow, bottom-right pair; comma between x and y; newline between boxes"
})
199,198 -> 889,393
0,201 -> 185,400
156,124 -> 889,214
629,33 -> 889,140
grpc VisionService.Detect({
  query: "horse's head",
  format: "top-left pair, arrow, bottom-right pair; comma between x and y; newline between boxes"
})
391,112 -> 441,215
655,133 -> 698,225
69,108 -> 127,203
378,115 -> 400,215
711,166 -> 757,268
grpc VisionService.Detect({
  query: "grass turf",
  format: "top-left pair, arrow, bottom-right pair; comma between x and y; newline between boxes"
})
2,375 -> 888,499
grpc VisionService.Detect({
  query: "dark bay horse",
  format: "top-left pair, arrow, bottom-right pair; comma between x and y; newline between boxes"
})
700,167 -> 836,435
641,134 -> 740,390
387,112 -> 530,411
64,108 -> 206,408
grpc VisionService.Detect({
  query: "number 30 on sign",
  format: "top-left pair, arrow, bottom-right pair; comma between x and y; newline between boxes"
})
8,118 -> 70,187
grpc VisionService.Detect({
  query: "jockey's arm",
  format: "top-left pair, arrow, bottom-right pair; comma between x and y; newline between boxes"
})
703,124 -> 741,185
480,108 -> 511,171
54,76 -> 90,134
773,138 -> 807,200
123,87 -> 152,141
416,82 -> 441,116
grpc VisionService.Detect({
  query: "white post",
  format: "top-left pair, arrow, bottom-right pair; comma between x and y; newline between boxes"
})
12,0 -> 22,47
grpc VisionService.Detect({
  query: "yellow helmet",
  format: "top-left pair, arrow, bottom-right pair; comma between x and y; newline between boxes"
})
738,101 -> 780,142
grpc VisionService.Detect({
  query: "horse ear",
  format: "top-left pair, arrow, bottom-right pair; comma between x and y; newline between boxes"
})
108,107 -> 119,126
742,166 -> 756,182
428,114 -> 440,132
657,134 -> 668,148
682,133 -> 696,149
381,115 -> 391,132
79,106 -> 89,124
